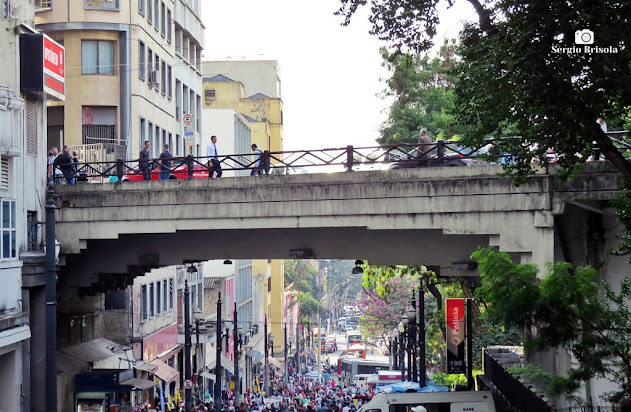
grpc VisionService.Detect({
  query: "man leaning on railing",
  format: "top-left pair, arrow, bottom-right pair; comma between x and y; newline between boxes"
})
53,145 -> 75,184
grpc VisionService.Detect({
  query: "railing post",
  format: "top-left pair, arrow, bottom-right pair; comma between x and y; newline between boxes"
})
116,158 -> 124,182
263,150 -> 271,175
346,145 -> 354,172
187,154 -> 194,179
437,140 -> 445,162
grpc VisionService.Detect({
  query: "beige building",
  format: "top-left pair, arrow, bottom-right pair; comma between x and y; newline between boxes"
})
35,0 -> 204,161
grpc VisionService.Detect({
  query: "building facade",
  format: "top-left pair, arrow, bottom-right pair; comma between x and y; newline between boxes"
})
1,1 -> 50,410
35,0 -> 204,161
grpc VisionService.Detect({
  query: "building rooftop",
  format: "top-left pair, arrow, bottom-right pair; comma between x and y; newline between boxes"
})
245,92 -> 270,100
202,74 -> 235,83
239,113 -> 260,123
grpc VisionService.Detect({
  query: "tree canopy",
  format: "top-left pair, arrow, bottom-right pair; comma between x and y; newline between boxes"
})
337,0 -> 631,182
473,247 -> 631,400
377,41 -> 465,145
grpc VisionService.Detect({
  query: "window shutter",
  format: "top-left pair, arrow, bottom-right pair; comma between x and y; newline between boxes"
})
0,157 -> 9,191
26,99 -> 38,156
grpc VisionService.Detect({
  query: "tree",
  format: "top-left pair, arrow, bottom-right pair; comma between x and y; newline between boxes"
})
473,247 -> 631,400
377,41 -> 465,146
336,0 -> 631,183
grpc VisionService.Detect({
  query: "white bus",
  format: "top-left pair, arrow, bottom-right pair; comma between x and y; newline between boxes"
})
357,392 -> 496,412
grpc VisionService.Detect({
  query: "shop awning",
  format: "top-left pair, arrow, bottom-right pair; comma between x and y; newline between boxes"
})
134,362 -> 158,373
148,359 -> 179,383
200,371 -> 216,381
205,354 -> 235,374
59,338 -> 136,370
268,357 -> 283,368
248,349 -> 263,360
120,378 -> 156,390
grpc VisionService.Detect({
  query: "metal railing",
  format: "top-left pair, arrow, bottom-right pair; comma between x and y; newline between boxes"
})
50,134 -> 630,184
483,349 -> 552,412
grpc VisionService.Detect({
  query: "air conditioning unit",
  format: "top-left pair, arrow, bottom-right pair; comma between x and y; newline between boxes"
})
149,70 -> 159,87
243,335 -> 250,345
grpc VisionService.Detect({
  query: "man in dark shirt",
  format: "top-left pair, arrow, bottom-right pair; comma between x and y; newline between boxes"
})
140,140 -> 151,181
159,143 -> 172,180
53,145 -> 75,184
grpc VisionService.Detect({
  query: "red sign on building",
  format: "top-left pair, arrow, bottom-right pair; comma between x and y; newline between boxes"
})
446,298 -> 466,374
20,33 -> 65,101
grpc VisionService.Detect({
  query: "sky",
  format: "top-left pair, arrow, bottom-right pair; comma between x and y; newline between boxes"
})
201,0 -> 478,152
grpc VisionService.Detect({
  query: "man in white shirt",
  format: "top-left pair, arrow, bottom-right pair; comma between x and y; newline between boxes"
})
206,135 -> 223,178
251,143 -> 264,176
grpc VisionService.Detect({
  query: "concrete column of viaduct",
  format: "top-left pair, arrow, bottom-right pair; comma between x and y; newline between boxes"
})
54,163 -> 620,295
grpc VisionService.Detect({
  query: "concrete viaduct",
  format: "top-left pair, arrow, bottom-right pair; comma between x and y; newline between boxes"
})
52,162 -> 622,299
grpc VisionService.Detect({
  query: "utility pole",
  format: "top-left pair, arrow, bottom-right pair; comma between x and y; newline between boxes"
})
215,293 -> 223,412
45,182 -> 58,412
233,302 -> 240,403
419,283 -> 426,387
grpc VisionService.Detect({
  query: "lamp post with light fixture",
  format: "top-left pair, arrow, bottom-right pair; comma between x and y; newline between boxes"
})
45,181 -> 58,412
406,296 -> 418,383
184,267 -> 203,412
398,321 -> 405,381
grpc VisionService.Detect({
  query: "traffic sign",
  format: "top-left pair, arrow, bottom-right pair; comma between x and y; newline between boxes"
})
183,113 -> 193,126
184,379 -> 193,390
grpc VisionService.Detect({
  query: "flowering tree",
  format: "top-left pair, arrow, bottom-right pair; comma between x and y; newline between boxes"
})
359,275 -> 419,338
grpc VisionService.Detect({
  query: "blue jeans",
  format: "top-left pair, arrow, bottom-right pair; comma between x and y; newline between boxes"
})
250,168 -> 264,176
159,171 -> 170,180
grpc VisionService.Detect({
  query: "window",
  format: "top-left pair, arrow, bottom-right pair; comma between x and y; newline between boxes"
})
205,89 -> 215,102
161,60 -> 166,95
139,118 -> 146,151
168,133 -> 172,153
27,211 -> 37,251
154,55 -> 160,91
149,282 -> 155,317
154,0 -> 159,30
161,2 -> 166,37
1,199 -> 16,260
84,0 -> 119,10
162,129 -> 166,147
156,281 -> 161,314
138,0 -> 144,15
138,41 -> 145,80
81,40 -> 114,75
196,94 -> 202,131
35,0 -> 52,11
163,279 -> 168,311
167,65 -> 172,99
147,0 -> 152,23
155,125 -> 160,156
167,9 -> 172,42
26,99 -> 38,155
148,49 -> 153,86
141,284 -> 148,320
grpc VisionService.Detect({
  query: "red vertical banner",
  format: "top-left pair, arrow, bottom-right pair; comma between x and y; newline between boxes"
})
446,298 -> 466,374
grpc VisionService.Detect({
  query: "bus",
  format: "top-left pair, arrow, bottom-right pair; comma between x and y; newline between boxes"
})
357,392 -> 497,412
346,330 -> 363,346
337,357 -> 390,380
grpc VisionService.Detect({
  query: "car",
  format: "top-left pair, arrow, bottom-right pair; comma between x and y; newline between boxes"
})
121,164 -> 210,181
388,143 -> 489,169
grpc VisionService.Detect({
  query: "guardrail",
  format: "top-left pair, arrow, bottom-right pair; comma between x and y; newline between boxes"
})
49,133 -> 629,184
483,349 -> 552,412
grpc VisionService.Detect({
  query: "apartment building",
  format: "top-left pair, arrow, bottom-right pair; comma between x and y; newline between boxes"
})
35,0 -> 204,161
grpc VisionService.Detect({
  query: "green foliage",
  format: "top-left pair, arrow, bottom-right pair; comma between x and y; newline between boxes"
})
612,179 -> 631,258
298,292 -> 322,322
473,247 -> 631,399
432,371 -> 482,388
338,0 -> 631,182
377,41 -> 466,146
284,259 -> 320,298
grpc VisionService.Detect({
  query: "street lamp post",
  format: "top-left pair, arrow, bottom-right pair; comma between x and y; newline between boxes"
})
45,182 -> 58,412
233,302 -> 241,403
215,293 -> 223,412
398,321 -> 405,381
392,329 -> 399,370
184,278 -> 193,412
264,316 -> 270,397
402,314 -> 410,381
418,284 -> 426,388
386,333 -> 393,369
284,322 -> 288,388
406,297 -> 418,383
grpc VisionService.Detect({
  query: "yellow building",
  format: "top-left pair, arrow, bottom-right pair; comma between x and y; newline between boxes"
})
202,62 -> 286,354
201,68 -> 283,156
36,0 -> 204,161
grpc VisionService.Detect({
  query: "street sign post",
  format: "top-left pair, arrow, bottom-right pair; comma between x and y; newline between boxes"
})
183,113 -> 193,126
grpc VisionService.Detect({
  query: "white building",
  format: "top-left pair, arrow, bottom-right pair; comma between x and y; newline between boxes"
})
0,1 -> 49,410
